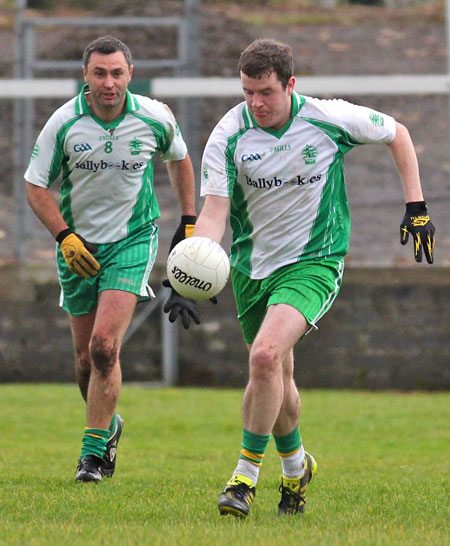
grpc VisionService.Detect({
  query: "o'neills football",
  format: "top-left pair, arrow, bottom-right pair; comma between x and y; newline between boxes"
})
166,236 -> 230,300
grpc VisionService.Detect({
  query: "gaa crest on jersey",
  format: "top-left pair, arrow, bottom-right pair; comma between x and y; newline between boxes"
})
241,153 -> 262,161
73,143 -> 92,152
302,145 -> 317,165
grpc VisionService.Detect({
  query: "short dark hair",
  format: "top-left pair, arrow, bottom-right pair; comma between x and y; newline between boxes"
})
83,36 -> 132,68
238,38 -> 294,88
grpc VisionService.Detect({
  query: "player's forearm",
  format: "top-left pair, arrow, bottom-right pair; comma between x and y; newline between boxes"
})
194,195 -> 229,244
26,182 -> 68,238
167,155 -> 196,216
388,122 -> 424,203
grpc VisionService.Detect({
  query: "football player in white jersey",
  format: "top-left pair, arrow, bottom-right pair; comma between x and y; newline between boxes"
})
190,38 -> 435,518
25,36 -> 199,482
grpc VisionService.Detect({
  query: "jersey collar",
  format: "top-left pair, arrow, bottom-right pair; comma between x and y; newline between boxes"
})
75,84 -> 139,128
244,91 -> 305,138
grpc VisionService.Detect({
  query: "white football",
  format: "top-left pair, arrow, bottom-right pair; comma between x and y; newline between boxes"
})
166,236 -> 230,300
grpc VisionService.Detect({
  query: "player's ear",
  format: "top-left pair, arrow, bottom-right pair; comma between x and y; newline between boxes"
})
128,64 -> 134,81
82,65 -> 88,82
286,76 -> 295,96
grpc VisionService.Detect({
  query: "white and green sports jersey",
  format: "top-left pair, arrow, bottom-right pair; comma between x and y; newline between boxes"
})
25,85 -> 187,243
201,92 -> 396,279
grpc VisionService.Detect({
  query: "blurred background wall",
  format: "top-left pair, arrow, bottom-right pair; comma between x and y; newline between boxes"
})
0,0 -> 448,389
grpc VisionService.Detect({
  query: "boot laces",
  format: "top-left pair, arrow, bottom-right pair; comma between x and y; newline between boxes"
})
227,480 -> 251,501
278,483 -> 304,511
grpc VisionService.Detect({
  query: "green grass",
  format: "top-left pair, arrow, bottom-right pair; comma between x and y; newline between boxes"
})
0,386 -> 448,545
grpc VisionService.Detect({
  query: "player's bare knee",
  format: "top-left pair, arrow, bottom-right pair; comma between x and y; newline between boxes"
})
89,335 -> 118,377
249,344 -> 281,380
76,358 -> 91,388
76,351 -> 91,373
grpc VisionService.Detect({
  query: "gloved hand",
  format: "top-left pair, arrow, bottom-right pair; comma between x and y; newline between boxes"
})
400,201 -> 435,264
56,228 -> 101,278
169,215 -> 196,251
162,279 -> 201,329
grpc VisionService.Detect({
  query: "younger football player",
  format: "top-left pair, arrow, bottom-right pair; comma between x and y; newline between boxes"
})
189,38 -> 435,517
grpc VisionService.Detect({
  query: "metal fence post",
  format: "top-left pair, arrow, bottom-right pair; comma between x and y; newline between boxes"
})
13,0 -> 26,263
161,299 -> 179,386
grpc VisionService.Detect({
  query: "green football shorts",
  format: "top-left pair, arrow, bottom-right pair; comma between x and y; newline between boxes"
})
231,257 -> 345,344
57,223 -> 159,316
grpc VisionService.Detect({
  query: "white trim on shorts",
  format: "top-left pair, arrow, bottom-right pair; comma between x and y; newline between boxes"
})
140,222 -> 158,299
308,258 -> 344,330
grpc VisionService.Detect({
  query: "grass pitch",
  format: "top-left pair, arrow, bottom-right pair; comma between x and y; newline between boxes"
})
0,385 -> 448,545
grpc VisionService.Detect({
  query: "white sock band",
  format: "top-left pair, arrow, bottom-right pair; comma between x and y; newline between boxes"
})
233,458 -> 260,485
280,444 -> 305,478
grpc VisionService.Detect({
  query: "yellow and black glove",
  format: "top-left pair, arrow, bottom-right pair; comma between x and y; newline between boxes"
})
400,201 -> 435,264
164,215 -> 219,328
56,228 -> 101,278
169,215 -> 196,251
163,215 -> 200,328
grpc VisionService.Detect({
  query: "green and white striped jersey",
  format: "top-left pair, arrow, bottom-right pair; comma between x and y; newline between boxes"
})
201,92 -> 396,279
25,85 -> 188,243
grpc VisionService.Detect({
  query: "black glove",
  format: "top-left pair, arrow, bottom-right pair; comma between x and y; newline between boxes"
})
162,279 -> 201,329
400,201 -> 435,264
169,215 -> 196,251
56,228 -> 100,278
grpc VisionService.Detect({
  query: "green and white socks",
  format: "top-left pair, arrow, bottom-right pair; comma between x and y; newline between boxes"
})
274,427 -> 306,478
232,429 -> 271,485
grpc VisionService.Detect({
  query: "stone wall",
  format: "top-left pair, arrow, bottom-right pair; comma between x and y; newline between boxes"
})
0,264 -> 448,390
